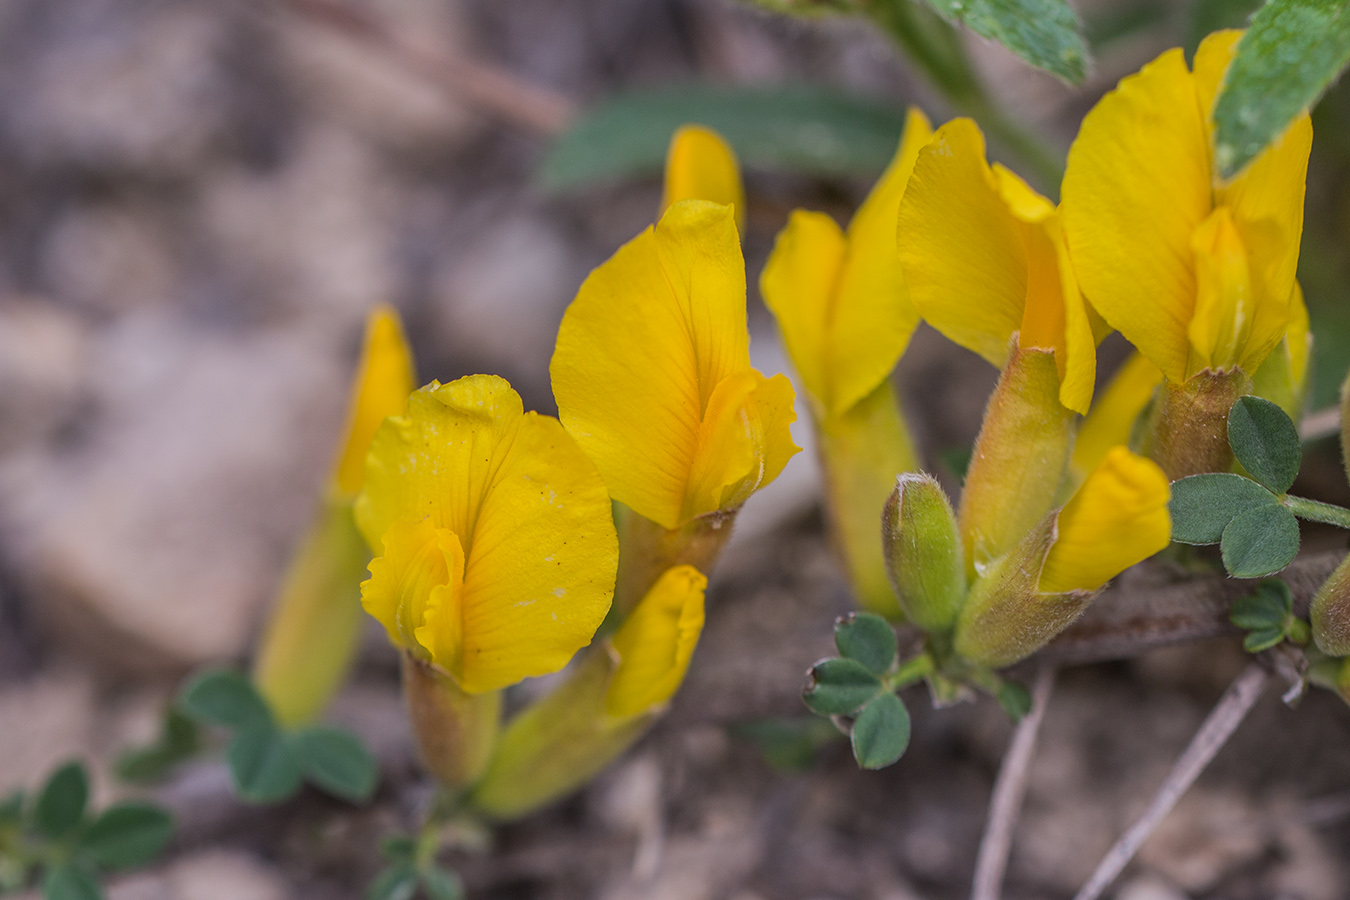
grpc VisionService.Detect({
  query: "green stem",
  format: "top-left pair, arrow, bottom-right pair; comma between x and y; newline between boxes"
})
889,652 -> 936,688
1284,495 -> 1350,530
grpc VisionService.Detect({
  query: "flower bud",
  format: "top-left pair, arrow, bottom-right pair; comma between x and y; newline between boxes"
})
882,473 -> 965,632
1311,552 -> 1350,657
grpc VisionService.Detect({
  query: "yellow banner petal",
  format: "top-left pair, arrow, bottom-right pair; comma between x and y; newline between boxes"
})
357,375 -> 618,693
899,118 -> 1028,368
1039,447 -> 1171,594
553,200 -> 770,529
1062,48 -> 1212,383
331,305 -> 415,498
661,125 -> 745,231
605,565 -> 708,718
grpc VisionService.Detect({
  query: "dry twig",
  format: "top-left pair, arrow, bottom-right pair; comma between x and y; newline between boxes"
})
970,664 -> 1057,900
1072,662 -> 1271,900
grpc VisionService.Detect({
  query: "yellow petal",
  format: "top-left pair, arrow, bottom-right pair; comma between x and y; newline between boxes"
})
1188,206 -> 1254,374
1071,352 -> 1163,479
899,118 -> 1029,367
1286,281 -> 1311,393
682,370 -> 799,521
360,517 -> 461,657
1039,447 -> 1171,594
1016,210 -> 1096,414
1062,47 -> 1212,383
331,306 -> 415,498
661,125 -> 745,232
552,200 -> 758,529
605,565 -> 707,718
357,374 -> 618,693
759,209 -> 846,413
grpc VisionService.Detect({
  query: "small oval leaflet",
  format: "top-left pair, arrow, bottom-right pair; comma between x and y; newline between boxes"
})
850,692 -> 912,769
1227,396 -> 1301,494
1221,503 -> 1301,579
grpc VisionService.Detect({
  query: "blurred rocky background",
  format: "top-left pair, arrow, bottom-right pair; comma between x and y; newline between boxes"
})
2,0 -> 1350,897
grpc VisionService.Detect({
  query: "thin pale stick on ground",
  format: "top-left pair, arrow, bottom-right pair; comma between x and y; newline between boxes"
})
970,664 -> 1057,900
1072,661 -> 1271,900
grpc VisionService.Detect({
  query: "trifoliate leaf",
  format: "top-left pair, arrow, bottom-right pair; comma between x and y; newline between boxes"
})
1168,473 -> 1279,544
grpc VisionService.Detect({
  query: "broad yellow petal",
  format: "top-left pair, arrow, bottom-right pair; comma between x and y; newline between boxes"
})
605,565 -> 707,718
682,370 -> 799,521
1039,447 -> 1171,594
899,118 -> 1028,367
358,375 -> 618,693
1062,47 -> 1211,382
661,125 -> 745,230
1072,352 -> 1163,479
552,201 -> 750,529
760,209 -> 846,414
331,306 -> 415,498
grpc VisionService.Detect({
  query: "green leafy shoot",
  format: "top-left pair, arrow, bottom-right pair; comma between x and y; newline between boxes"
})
1213,0 -> 1350,178
116,708 -> 201,784
1230,578 -> 1310,651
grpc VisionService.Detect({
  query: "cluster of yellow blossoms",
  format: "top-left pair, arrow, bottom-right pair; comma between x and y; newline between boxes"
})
253,28 -> 1312,814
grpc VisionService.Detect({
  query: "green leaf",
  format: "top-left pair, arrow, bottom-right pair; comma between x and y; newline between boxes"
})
34,762 -> 89,840
421,866 -> 465,900
226,725 -> 302,805
1221,503 -> 1301,578
541,85 -> 913,190
937,445 -> 973,481
997,680 -> 1033,721
0,791 -> 23,826
1230,579 -> 1293,629
803,658 -> 883,716
80,803 -> 172,870
1243,625 -> 1288,653
42,865 -> 102,900
1228,396 -> 1302,493
291,727 -> 378,803
116,709 -> 201,783
834,613 -> 898,675
179,669 -> 272,731
379,834 -> 417,863
1213,0 -> 1350,178
924,0 -> 1089,82
730,717 -> 844,771
366,864 -> 419,900
850,692 -> 912,769
1168,473 -> 1279,544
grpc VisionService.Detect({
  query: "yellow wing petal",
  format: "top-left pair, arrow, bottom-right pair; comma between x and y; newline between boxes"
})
898,118 -> 1027,367
1187,206 -> 1255,374
1039,447 -> 1171,594
661,126 -> 745,232
605,565 -> 707,718
552,200 -> 750,529
357,375 -> 619,693
1062,47 -> 1212,383
682,370 -> 799,521
1071,352 -> 1163,479
760,209 -> 846,414
331,306 -> 415,498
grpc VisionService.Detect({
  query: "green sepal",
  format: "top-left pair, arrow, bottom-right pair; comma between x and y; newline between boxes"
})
802,658 -> 883,716
883,473 -> 967,633
226,725 -> 302,805
34,762 -> 89,841
1227,396 -> 1301,494
291,726 -> 378,804
1221,504 -> 1300,578
178,669 -> 272,732
849,692 -> 911,769
833,613 -> 898,676
1168,473 -> 1279,544
79,803 -> 173,870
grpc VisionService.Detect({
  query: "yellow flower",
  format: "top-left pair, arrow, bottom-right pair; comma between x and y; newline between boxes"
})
954,446 -> 1171,666
761,107 -> 932,421
470,565 -> 707,820
253,305 -> 415,727
1061,30 -> 1311,385
899,117 -> 1102,415
551,200 -> 800,532
759,108 -> 931,617
1039,447 -> 1172,594
356,374 -> 619,694
661,125 -> 745,231
1070,352 -> 1163,481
